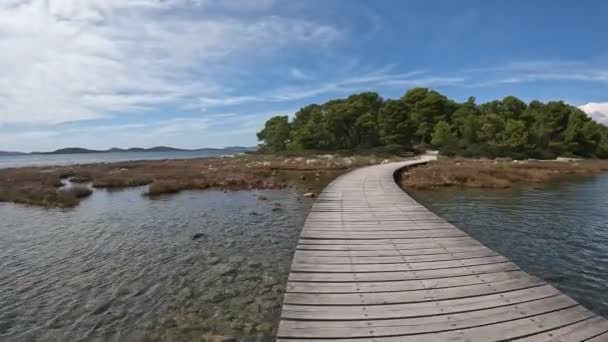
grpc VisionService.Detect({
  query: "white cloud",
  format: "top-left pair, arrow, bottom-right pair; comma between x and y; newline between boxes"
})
579,102 -> 608,125
289,68 -> 312,81
464,60 -> 608,87
184,68 -> 462,109
0,0 -> 341,124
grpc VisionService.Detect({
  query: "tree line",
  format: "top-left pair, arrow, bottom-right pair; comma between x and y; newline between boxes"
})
257,88 -> 608,159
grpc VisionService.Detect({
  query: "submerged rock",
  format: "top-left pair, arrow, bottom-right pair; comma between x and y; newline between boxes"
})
192,233 -> 206,241
228,256 -> 245,265
262,275 -> 279,286
207,257 -> 221,265
246,261 -> 261,268
213,264 -> 237,276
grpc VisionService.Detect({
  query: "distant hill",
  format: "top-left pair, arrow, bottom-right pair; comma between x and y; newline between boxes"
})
29,146 -> 255,155
0,151 -> 26,156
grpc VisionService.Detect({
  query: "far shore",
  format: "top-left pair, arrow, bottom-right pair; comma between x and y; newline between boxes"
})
400,157 -> 608,189
2,153 -> 608,208
0,153 -> 403,207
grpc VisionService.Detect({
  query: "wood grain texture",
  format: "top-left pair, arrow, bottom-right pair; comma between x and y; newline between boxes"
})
277,156 -> 607,341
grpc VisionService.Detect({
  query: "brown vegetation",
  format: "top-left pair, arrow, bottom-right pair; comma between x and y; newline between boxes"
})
401,158 -> 608,189
0,154 -> 394,207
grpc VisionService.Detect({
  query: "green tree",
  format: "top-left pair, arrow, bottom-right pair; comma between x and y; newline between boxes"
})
291,110 -> 329,150
402,88 -> 453,143
256,115 -> 291,152
257,87 -> 608,159
378,99 -> 413,146
431,121 -> 456,147
452,99 -> 481,144
504,119 -> 530,151
501,96 -> 527,120
323,92 -> 383,149
478,113 -> 506,144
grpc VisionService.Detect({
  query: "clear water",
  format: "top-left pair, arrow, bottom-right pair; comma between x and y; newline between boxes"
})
0,151 -> 233,169
408,173 -> 608,317
3,170 -> 607,341
0,187 -> 311,341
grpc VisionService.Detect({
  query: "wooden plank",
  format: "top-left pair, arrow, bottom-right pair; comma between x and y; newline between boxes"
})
278,295 -> 577,338
295,243 -> 481,251
277,158 -> 607,340
286,270 -> 528,293
288,262 -> 518,282
292,250 -> 498,265
281,285 -> 562,320
297,236 -> 476,246
514,316 -> 608,341
283,277 -> 544,305
588,331 -> 608,341
300,231 -> 467,239
291,255 -> 508,273
277,306 -> 595,341
294,245 -> 488,257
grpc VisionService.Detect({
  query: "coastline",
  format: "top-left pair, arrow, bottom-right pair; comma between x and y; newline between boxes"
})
0,154 -> 404,208
3,152 -> 608,208
400,158 -> 608,189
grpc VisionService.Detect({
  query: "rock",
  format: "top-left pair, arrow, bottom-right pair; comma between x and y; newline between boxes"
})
260,300 -> 278,310
203,290 -> 226,303
160,317 -> 177,328
257,195 -> 268,201
381,159 -> 390,165
243,322 -> 254,334
192,233 -> 206,240
256,322 -> 273,332
262,275 -> 279,286
91,300 -> 113,315
176,287 -> 192,303
271,207 -> 282,212
207,257 -> 221,265
207,335 -> 237,342
247,261 -> 262,268
212,264 -> 237,276
303,192 -> 316,198
228,256 -> 245,265
299,175 -> 306,181
274,202 -> 281,207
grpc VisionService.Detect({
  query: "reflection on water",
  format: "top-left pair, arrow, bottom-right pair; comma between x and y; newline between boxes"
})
0,187 -> 310,341
0,151 -> 228,169
408,173 -> 608,317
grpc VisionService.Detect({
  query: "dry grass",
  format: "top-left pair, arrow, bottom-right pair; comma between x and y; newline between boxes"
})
401,158 -> 608,189
0,154 -> 398,207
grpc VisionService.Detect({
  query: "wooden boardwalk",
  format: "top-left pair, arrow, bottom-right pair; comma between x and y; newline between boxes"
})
276,157 -> 608,341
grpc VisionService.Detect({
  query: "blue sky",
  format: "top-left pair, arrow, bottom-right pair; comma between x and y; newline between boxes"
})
1,0 -> 607,151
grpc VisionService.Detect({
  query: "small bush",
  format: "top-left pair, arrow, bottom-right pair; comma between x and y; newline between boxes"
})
93,176 -> 153,188
146,180 -> 186,196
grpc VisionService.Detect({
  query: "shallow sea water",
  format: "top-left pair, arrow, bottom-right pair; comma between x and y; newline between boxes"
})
409,173 -> 608,317
0,187 -> 311,341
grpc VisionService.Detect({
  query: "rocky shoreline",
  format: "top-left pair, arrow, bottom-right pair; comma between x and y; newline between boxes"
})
0,154 -> 404,207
